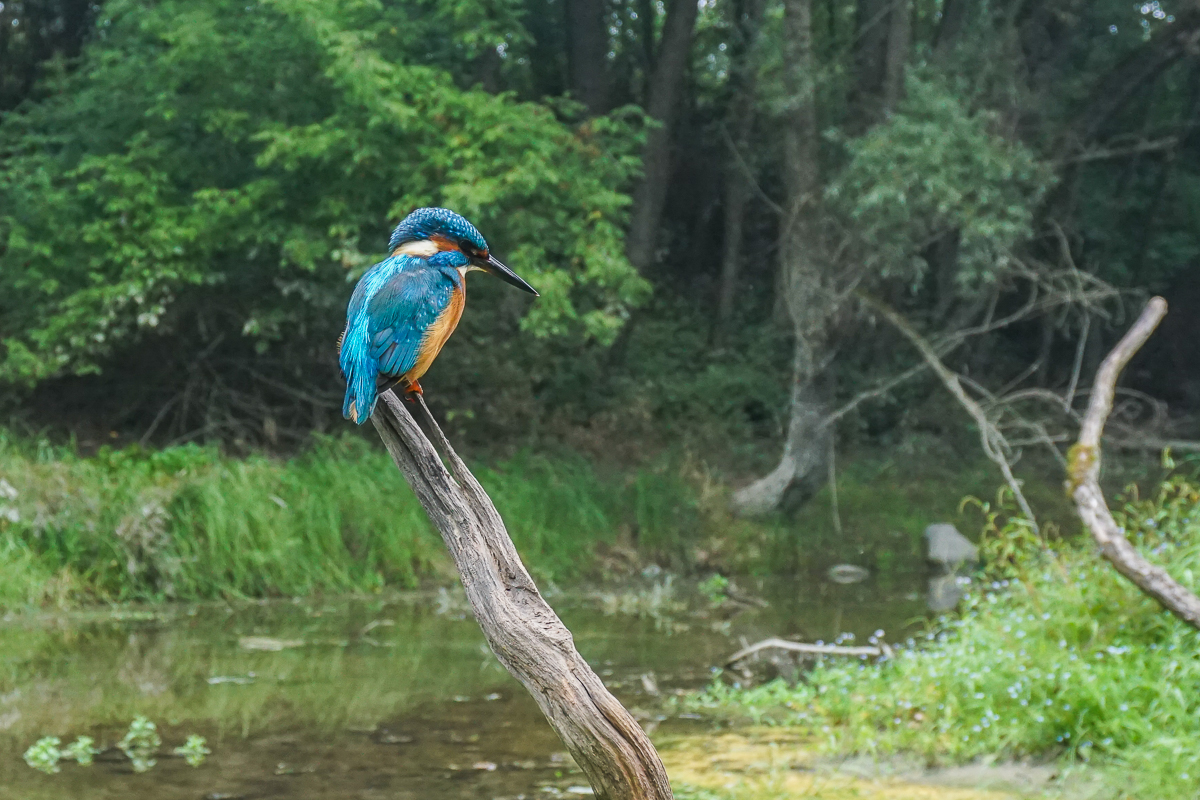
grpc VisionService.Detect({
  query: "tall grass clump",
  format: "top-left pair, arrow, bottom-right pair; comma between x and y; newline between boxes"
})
0,433 -> 445,601
0,431 -> 710,605
687,473 -> 1200,799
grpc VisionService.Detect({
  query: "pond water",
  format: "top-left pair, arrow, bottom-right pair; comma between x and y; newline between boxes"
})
0,572 -> 935,799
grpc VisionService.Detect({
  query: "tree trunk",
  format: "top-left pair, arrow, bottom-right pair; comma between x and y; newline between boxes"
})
371,392 -> 676,799
933,0 -> 968,56
565,0 -> 609,113
625,0 -> 700,273
715,0 -> 764,340
732,0 -> 830,517
851,0 -> 890,129
715,153 -> 751,339
882,0 -> 910,114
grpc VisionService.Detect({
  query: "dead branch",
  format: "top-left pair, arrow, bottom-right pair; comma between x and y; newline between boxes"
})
1057,136 -> 1179,165
861,293 -> 1040,531
725,637 -> 892,667
1069,297 -> 1200,629
370,391 -> 674,800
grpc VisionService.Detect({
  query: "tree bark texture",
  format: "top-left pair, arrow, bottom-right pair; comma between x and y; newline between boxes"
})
625,0 -> 700,273
566,0 -> 610,113
715,0 -> 765,339
852,0 -> 890,127
1069,297 -> 1200,630
882,0 -> 910,114
732,0 -> 830,517
370,391 -> 675,799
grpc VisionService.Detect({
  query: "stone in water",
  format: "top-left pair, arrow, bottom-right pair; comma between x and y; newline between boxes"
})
827,564 -> 869,584
923,523 -> 978,566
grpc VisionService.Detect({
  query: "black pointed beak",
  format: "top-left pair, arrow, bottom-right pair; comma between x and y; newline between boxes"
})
477,254 -> 538,296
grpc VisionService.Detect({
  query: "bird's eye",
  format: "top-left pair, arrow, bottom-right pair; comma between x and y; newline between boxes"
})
461,241 -> 483,258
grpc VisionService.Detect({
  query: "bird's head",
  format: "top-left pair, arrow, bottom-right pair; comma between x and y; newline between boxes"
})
387,207 -> 538,296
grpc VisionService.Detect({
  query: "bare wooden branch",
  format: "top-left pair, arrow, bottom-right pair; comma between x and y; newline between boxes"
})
1069,297 -> 1200,629
725,637 -> 892,667
861,293 -> 1040,531
1057,136 -> 1179,165
370,391 -> 674,800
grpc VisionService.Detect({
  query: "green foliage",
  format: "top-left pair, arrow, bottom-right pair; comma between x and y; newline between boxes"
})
0,433 -> 738,602
172,734 -> 211,768
828,74 -> 1054,287
0,0 -> 645,390
61,735 -> 99,766
118,715 -> 162,773
687,475 -> 1200,799
23,736 -> 62,774
698,573 -> 730,606
24,719 -> 207,775
0,428 -> 1085,605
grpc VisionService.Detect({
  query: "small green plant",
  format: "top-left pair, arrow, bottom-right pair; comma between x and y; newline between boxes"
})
698,573 -> 730,606
119,716 -> 161,773
173,734 -> 211,767
62,735 -> 98,766
23,736 -> 62,774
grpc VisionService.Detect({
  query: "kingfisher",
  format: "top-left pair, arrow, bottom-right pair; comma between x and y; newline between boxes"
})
338,207 -> 538,423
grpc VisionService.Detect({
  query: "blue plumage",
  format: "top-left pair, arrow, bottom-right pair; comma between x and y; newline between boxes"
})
338,207 -> 537,424
387,207 -> 487,254
339,251 -> 464,423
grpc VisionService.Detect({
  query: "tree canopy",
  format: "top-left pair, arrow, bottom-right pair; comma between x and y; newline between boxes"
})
0,0 -> 1196,466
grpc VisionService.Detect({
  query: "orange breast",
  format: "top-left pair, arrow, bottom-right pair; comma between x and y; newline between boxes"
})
403,284 -> 465,384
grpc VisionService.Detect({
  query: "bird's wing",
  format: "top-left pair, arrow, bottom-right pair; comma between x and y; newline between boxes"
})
365,267 -> 456,378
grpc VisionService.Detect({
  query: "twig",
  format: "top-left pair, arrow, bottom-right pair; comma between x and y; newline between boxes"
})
719,124 -> 785,216
1069,297 -> 1200,629
1057,136 -> 1178,165
820,361 -> 930,429
1063,314 -> 1090,413
725,637 -> 892,666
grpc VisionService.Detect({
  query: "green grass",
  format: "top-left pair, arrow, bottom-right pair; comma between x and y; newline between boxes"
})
685,472 -> 1200,799
0,425 -> 1106,609
0,431 -> 716,605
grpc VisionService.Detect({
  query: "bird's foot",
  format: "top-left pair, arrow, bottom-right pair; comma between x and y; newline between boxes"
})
402,380 -> 423,401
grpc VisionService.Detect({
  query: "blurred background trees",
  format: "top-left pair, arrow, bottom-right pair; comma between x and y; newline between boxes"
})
0,0 -> 1197,511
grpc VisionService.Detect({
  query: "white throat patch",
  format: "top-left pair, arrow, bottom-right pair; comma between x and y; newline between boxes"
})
394,239 -> 440,258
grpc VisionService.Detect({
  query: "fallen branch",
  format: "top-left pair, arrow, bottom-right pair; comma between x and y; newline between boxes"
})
726,637 -> 892,667
371,391 -> 673,800
1069,297 -> 1200,629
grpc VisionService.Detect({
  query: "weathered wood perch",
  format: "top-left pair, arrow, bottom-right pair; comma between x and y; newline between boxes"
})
370,390 -> 674,800
1069,296 -> 1200,629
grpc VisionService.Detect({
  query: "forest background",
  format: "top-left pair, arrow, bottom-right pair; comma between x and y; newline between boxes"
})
0,0 -> 1198,600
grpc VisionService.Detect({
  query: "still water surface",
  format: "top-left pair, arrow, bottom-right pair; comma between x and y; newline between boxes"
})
0,573 -> 933,799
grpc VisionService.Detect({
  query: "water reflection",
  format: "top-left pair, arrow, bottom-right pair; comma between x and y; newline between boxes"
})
0,574 -> 932,799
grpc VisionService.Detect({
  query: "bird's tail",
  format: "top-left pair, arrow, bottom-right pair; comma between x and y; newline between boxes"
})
343,364 -> 378,425
339,328 -> 379,425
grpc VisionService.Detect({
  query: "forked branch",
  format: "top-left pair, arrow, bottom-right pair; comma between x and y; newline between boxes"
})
1069,297 -> 1200,629
370,391 -> 674,800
